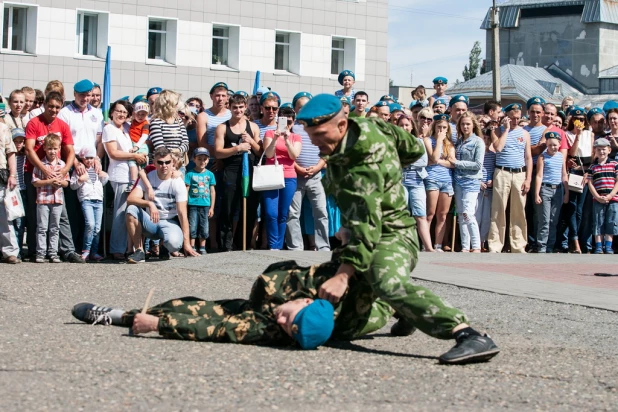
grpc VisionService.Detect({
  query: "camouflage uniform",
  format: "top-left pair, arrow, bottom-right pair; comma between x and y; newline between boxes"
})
121,259 -> 394,345
322,118 -> 469,339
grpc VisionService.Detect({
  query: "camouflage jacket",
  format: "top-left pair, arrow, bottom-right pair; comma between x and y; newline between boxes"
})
322,117 -> 425,274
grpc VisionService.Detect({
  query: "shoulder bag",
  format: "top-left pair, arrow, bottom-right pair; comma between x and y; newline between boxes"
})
567,154 -> 585,193
252,142 -> 285,191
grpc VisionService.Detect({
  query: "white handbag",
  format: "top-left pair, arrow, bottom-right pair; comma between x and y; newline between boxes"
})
252,146 -> 285,192
567,155 -> 585,193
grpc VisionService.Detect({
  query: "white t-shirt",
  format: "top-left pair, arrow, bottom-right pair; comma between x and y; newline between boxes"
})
58,103 -> 104,154
138,170 -> 187,220
102,123 -> 132,183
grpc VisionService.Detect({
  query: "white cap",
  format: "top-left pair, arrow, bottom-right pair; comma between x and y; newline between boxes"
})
134,101 -> 150,113
79,146 -> 97,158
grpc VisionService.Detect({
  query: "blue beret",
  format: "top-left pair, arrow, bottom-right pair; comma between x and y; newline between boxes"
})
526,97 -> 546,109
256,86 -> 270,95
380,94 -> 394,102
432,99 -> 446,107
521,115 -> 529,120
544,131 -> 561,140
340,96 -> 351,106
503,103 -> 522,113
409,101 -> 424,110
374,101 -> 390,110
119,96 -> 130,102
603,100 -> 618,113
434,113 -> 451,122
234,91 -> 249,98
433,76 -> 448,85
587,107 -> 604,121
132,95 -> 147,105
292,299 -> 334,349
74,79 -> 94,93
389,102 -> 403,112
193,147 -> 210,158
146,87 -> 162,98
569,106 -> 585,116
280,102 -> 293,109
209,82 -> 229,94
338,70 -> 355,85
297,94 -> 342,127
260,91 -> 281,106
449,94 -> 469,108
292,92 -> 313,108
227,89 -> 235,96
93,83 -> 100,88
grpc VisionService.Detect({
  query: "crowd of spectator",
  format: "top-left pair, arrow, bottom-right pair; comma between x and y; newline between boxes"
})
0,71 -> 617,265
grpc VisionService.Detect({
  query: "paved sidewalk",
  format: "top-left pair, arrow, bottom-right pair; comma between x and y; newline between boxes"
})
250,250 -> 618,311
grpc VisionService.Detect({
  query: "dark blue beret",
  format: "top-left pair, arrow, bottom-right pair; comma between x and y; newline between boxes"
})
544,131 -> 561,140
587,107 -> 604,121
433,76 -> 448,85
338,70 -> 355,85
146,87 -> 162,98
526,97 -> 546,110
449,94 -> 469,108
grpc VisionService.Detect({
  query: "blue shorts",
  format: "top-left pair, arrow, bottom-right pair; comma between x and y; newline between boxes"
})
424,179 -> 453,196
405,185 -> 426,217
593,201 -> 618,236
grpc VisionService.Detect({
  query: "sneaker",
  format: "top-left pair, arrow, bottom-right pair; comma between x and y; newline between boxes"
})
605,248 -> 614,255
65,252 -> 85,263
199,249 -> 207,255
159,245 -> 170,261
435,247 -> 444,253
127,249 -> 146,264
439,332 -> 500,365
594,247 -> 604,254
81,252 -> 90,261
34,256 -> 46,263
49,256 -> 62,263
390,319 -> 417,337
72,302 -> 116,325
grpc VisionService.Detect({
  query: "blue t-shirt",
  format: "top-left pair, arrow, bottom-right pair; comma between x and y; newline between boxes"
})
184,169 -> 216,207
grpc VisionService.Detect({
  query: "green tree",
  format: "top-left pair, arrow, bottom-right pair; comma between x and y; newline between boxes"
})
462,41 -> 482,81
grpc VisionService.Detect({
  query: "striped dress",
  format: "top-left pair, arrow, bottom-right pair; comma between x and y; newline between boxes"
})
495,127 -> 526,168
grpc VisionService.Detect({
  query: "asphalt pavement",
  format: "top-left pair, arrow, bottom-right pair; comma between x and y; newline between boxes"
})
0,251 -> 616,411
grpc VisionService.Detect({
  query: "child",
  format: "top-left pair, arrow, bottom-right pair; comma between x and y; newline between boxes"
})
70,146 -> 109,261
534,131 -> 568,253
184,147 -> 216,255
10,128 -> 27,259
4,89 -> 28,130
428,77 -> 450,108
128,101 -> 150,191
587,138 -> 618,254
31,134 -> 69,263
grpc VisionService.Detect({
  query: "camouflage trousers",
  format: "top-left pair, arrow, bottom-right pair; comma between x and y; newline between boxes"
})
361,232 -> 469,339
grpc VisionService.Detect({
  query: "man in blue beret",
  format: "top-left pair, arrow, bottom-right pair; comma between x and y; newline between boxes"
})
374,101 -> 391,122
72,245 -> 397,350
146,87 -> 162,107
429,77 -> 450,108
349,91 -> 369,118
432,98 -> 446,114
488,103 -> 533,254
448,95 -> 469,142
295,94 -> 500,364
335,70 -> 356,99
389,102 -> 403,124
58,79 -> 104,263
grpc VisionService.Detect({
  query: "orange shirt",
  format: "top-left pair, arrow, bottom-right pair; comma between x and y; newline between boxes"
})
129,119 -> 149,144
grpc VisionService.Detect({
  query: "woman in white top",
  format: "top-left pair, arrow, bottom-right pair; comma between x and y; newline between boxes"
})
102,100 -> 147,260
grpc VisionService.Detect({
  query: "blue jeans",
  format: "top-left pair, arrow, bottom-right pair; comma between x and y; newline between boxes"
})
126,205 -> 184,253
11,189 -> 27,258
188,205 -> 210,240
454,184 -> 481,251
81,199 -> 103,255
263,178 -> 297,249
567,185 -> 593,251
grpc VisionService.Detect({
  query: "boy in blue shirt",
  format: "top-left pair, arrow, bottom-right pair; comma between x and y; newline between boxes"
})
184,148 -> 216,255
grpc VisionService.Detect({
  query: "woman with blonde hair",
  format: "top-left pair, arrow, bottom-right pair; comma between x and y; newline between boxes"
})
423,114 -> 455,251
150,90 -> 189,171
448,111 -> 485,252
416,107 -> 434,138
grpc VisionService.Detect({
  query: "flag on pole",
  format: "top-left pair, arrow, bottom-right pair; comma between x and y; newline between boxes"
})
253,70 -> 261,95
102,46 -> 112,122
242,152 -> 250,197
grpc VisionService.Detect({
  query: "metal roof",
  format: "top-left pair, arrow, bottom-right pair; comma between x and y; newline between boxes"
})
448,65 -> 582,104
598,64 -> 618,78
481,0 -> 618,29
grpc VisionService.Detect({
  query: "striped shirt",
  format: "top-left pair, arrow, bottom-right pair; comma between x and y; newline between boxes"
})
482,150 -> 496,183
496,127 -> 526,168
205,109 -> 231,147
16,154 -> 26,190
541,151 -> 564,185
425,136 -> 453,183
292,122 -> 321,169
32,158 -> 69,204
335,89 -> 356,99
450,122 -> 458,144
524,124 -> 546,165
402,137 -> 428,187
431,94 -> 450,105
149,118 -> 189,154
254,119 -> 277,140
587,161 -> 618,202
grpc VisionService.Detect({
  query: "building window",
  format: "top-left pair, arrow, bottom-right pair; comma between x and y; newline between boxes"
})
76,12 -> 98,56
331,38 -> 345,75
2,4 -> 37,53
212,26 -> 229,65
275,32 -> 290,71
147,18 -> 177,64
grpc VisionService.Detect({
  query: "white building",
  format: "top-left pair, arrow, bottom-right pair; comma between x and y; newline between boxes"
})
0,0 -> 389,105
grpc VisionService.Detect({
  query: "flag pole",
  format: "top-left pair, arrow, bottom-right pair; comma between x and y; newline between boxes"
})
102,46 -> 111,258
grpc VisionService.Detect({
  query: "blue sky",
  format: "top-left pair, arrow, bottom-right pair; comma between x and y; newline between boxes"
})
388,0 -> 492,87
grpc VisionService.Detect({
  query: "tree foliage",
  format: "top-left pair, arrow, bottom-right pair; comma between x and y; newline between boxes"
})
463,41 -> 482,81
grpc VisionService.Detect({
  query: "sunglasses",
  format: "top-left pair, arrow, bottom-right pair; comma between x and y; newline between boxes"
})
263,106 -> 279,111
419,116 -> 432,121
157,160 -> 172,165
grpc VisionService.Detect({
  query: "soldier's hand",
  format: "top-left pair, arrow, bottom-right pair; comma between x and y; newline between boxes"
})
318,264 -> 354,304
132,314 -> 159,334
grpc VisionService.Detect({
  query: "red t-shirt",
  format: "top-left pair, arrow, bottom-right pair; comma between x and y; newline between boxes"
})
24,114 -> 74,173
264,130 -> 302,178
547,125 -> 569,150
